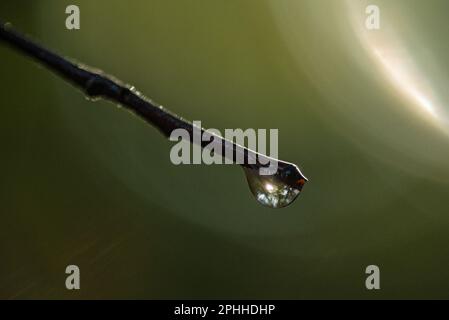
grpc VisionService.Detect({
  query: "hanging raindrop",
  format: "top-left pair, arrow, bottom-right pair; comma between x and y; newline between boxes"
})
0,21 -> 309,209
243,162 -> 307,209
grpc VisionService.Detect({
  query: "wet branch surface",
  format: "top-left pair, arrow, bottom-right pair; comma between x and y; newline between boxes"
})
0,20 -> 192,139
0,21 -> 264,163
0,20 -> 307,186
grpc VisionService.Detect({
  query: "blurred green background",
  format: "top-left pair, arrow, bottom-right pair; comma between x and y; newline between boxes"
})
1,0 -> 449,299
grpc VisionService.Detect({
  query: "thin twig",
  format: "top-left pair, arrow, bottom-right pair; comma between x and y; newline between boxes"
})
0,20 -> 307,187
0,20 -> 191,138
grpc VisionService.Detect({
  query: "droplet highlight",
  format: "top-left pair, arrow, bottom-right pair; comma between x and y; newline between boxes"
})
243,163 -> 307,209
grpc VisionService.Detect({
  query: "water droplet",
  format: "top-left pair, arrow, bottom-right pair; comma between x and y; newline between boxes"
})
84,95 -> 100,102
243,162 -> 307,209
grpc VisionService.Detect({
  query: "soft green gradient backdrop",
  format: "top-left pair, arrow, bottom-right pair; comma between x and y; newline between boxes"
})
1,0 -> 449,299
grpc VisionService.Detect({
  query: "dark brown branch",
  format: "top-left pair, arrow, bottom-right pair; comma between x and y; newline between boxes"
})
0,20 -> 308,187
0,20 -> 191,138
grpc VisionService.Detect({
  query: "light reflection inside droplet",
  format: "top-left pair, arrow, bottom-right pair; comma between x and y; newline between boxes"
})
265,183 -> 275,193
243,165 -> 305,209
